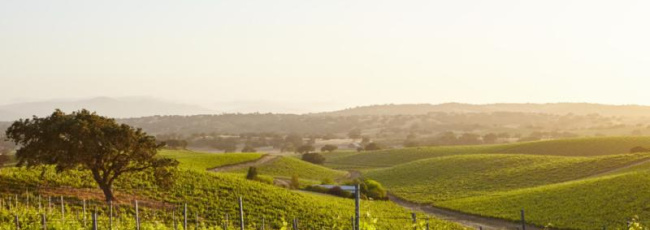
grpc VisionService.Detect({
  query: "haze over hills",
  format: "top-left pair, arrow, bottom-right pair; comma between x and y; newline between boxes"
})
324,103 -> 650,117
0,97 -> 213,121
3,97 -> 650,122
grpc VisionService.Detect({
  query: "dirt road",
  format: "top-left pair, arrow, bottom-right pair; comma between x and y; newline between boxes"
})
209,154 -> 280,172
388,194 -> 548,230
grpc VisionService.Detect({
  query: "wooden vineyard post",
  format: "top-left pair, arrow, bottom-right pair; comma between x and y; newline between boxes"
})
109,200 -> 113,230
261,216 -> 265,230
355,184 -> 360,230
83,199 -> 87,227
350,216 -> 354,230
135,200 -> 140,230
184,203 -> 188,230
41,213 -> 47,230
520,209 -> 526,230
92,208 -> 98,230
15,214 -> 20,230
60,196 -> 65,222
224,213 -> 229,230
411,213 -> 417,230
293,218 -> 299,230
239,197 -> 245,230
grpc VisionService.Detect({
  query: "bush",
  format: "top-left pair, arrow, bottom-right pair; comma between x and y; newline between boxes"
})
321,145 -> 338,152
296,145 -> 315,154
305,185 -> 330,193
290,174 -> 300,189
246,166 -> 258,180
242,145 -> 257,153
365,143 -> 382,151
328,186 -> 353,198
363,179 -> 387,200
346,179 -> 388,200
301,153 -> 326,165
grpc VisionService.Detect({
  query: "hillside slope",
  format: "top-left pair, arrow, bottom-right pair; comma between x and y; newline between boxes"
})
0,155 -> 465,229
366,153 -> 650,204
327,136 -> 650,169
231,156 -> 348,181
438,171 -> 650,230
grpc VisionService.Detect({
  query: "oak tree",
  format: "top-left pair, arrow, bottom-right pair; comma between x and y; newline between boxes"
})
5,109 -> 178,203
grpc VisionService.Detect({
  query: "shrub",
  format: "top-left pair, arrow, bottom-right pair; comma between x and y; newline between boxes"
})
363,179 -> 387,200
242,145 -> 257,153
321,145 -> 338,152
290,174 -> 300,189
301,153 -> 326,165
328,186 -> 353,198
365,143 -> 382,151
296,145 -> 315,154
246,166 -> 258,180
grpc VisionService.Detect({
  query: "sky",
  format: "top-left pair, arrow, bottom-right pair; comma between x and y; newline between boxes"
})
1,0 -> 649,113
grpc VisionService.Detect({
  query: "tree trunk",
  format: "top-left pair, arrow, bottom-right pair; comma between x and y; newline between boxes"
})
99,183 -> 115,203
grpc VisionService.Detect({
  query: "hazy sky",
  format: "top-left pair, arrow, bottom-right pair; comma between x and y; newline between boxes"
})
1,0 -> 649,112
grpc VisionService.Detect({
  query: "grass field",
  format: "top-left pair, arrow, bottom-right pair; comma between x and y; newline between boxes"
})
326,136 -> 650,169
0,155 -> 466,229
158,149 -> 263,171
232,156 -> 349,182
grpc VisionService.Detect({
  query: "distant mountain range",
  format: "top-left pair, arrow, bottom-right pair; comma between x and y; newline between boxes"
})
2,98 -> 650,122
321,103 -> 650,117
0,97 -> 213,121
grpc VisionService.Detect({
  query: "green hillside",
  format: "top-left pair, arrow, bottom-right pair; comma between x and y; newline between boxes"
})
366,153 -> 650,204
438,171 -> 650,230
0,164 -> 465,229
158,150 -> 263,171
327,136 -> 650,169
233,156 -> 348,182
498,136 -> 650,156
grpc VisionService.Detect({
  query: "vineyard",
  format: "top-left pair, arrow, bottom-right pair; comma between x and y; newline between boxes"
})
0,151 -> 466,229
350,137 -> 650,229
230,156 -> 348,182
438,170 -> 650,229
366,153 -> 650,203
158,150 -> 263,172
326,136 -> 650,169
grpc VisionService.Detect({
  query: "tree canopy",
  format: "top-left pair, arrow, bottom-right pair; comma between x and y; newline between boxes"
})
296,144 -> 315,154
320,144 -> 338,152
5,109 -> 178,202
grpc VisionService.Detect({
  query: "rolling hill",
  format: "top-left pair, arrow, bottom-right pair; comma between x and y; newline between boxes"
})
326,136 -> 650,169
322,103 -> 650,117
0,150 -> 466,229
438,171 -> 650,230
230,156 -> 349,182
365,153 -> 650,203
